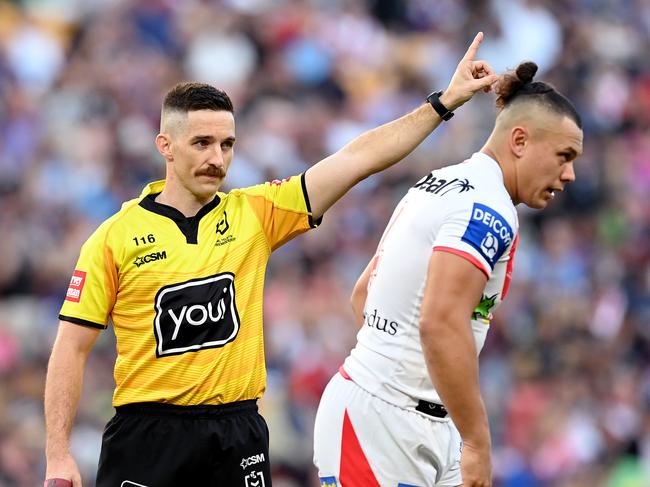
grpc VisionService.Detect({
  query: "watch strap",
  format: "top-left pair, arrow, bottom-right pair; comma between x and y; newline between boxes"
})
426,90 -> 454,121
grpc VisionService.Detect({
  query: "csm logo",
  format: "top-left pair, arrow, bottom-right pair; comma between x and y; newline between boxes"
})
134,251 -> 167,268
153,273 -> 240,357
241,453 -> 265,470
244,471 -> 265,487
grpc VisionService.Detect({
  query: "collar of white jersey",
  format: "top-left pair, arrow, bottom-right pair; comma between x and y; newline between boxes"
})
470,152 -> 504,182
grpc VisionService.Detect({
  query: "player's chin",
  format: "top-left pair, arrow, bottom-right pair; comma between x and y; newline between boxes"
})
525,195 -> 549,210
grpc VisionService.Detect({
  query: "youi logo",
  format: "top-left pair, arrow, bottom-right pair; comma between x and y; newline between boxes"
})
461,203 -> 513,268
153,273 -> 240,357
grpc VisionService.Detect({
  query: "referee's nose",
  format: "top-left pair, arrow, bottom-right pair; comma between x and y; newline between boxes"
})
206,144 -> 227,169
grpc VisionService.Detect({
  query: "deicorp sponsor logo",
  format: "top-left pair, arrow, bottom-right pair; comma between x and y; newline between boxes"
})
65,270 -> 87,302
461,203 -> 512,269
133,251 -> 167,268
153,273 -> 240,357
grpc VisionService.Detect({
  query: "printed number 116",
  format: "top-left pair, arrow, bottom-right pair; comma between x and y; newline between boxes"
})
133,234 -> 155,246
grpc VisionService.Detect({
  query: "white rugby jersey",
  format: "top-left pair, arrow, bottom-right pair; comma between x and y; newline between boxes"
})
343,152 -> 519,409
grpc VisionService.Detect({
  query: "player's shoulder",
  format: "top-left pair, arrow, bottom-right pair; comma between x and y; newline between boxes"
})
82,195 -> 148,247
411,154 -> 516,223
410,154 -> 503,202
229,175 -> 303,198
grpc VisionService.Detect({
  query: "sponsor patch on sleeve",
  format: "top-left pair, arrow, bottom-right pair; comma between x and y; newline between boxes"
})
65,270 -> 87,303
461,203 -> 513,269
319,477 -> 338,487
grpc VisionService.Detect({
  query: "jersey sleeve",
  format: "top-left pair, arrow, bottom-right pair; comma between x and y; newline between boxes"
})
59,222 -> 118,329
241,173 -> 321,250
433,200 -> 516,279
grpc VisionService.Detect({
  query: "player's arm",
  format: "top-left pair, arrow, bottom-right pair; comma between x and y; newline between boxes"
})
304,32 -> 497,220
350,257 -> 375,327
45,320 -> 101,486
419,250 -> 491,487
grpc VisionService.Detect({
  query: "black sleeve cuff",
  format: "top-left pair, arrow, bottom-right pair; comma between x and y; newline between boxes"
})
300,172 -> 323,228
59,315 -> 107,330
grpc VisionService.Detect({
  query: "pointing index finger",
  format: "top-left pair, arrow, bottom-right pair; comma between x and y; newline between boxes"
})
462,31 -> 484,62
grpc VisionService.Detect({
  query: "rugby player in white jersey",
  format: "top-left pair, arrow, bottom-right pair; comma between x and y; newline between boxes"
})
313,62 -> 583,487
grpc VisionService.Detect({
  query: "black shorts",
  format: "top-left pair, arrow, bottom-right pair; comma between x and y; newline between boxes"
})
96,400 -> 271,487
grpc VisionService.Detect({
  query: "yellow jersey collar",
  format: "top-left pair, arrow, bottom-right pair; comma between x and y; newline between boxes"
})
140,180 -> 166,198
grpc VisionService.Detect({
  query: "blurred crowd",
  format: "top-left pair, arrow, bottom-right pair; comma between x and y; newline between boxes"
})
1,0 -> 650,485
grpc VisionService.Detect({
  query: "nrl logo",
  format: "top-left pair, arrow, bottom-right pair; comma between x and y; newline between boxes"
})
216,211 -> 230,235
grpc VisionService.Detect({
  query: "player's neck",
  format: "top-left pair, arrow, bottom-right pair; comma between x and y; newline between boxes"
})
480,145 -> 519,204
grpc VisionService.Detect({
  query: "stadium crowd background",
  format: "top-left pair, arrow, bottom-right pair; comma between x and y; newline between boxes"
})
0,0 -> 649,485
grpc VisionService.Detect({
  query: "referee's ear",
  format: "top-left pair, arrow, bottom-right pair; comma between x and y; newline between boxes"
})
156,133 -> 174,162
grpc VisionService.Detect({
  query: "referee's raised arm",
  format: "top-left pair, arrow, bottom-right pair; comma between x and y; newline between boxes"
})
304,32 -> 497,220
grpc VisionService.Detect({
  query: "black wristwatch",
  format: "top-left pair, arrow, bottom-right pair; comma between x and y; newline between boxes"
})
426,90 -> 454,121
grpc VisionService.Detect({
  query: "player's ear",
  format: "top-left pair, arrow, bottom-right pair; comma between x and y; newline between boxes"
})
509,126 -> 528,158
156,133 -> 174,162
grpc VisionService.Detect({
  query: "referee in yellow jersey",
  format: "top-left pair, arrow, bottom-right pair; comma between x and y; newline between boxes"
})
44,33 -> 498,487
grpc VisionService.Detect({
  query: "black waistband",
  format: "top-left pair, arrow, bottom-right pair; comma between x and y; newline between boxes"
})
115,399 -> 257,418
416,399 -> 448,418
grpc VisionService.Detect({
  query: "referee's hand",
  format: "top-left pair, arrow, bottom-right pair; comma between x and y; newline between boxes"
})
460,441 -> 492,487
440,32 -> 499,112
45,454 -> 81,487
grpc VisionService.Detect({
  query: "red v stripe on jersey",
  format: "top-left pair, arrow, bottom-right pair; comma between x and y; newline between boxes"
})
340,409 -> 380,487
501,234 -> 518,299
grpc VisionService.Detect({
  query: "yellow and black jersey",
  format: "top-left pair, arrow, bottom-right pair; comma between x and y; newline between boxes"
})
59,174 -> 319,407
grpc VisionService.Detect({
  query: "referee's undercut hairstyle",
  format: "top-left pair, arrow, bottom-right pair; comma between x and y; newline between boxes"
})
496,62 -> 582,129
160,83 -> 234,134
163,82 -> 234,114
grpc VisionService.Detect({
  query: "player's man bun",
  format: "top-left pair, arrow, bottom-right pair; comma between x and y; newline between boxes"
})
515,61 -> 538,84
495,61 -> 582,128
496,61 -> 547,109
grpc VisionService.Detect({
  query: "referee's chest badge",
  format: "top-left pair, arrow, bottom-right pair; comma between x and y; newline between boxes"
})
215,211 -> 236,246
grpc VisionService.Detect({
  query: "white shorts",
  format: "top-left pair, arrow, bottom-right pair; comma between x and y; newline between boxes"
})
313,372 -> 462,487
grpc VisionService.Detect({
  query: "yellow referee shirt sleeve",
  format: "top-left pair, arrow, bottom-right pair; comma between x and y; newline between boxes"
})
241,173 -> 320,251
59,220 -> 118,329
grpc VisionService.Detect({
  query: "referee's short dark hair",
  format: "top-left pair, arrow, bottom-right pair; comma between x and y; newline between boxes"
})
163,82 -> 234,114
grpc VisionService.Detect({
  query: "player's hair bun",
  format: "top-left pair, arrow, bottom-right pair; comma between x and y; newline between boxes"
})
516,62 -> 538,84
496,61 -> 540,109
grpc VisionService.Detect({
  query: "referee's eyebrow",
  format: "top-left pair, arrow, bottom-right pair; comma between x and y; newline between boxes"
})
190,135 -> 236,144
